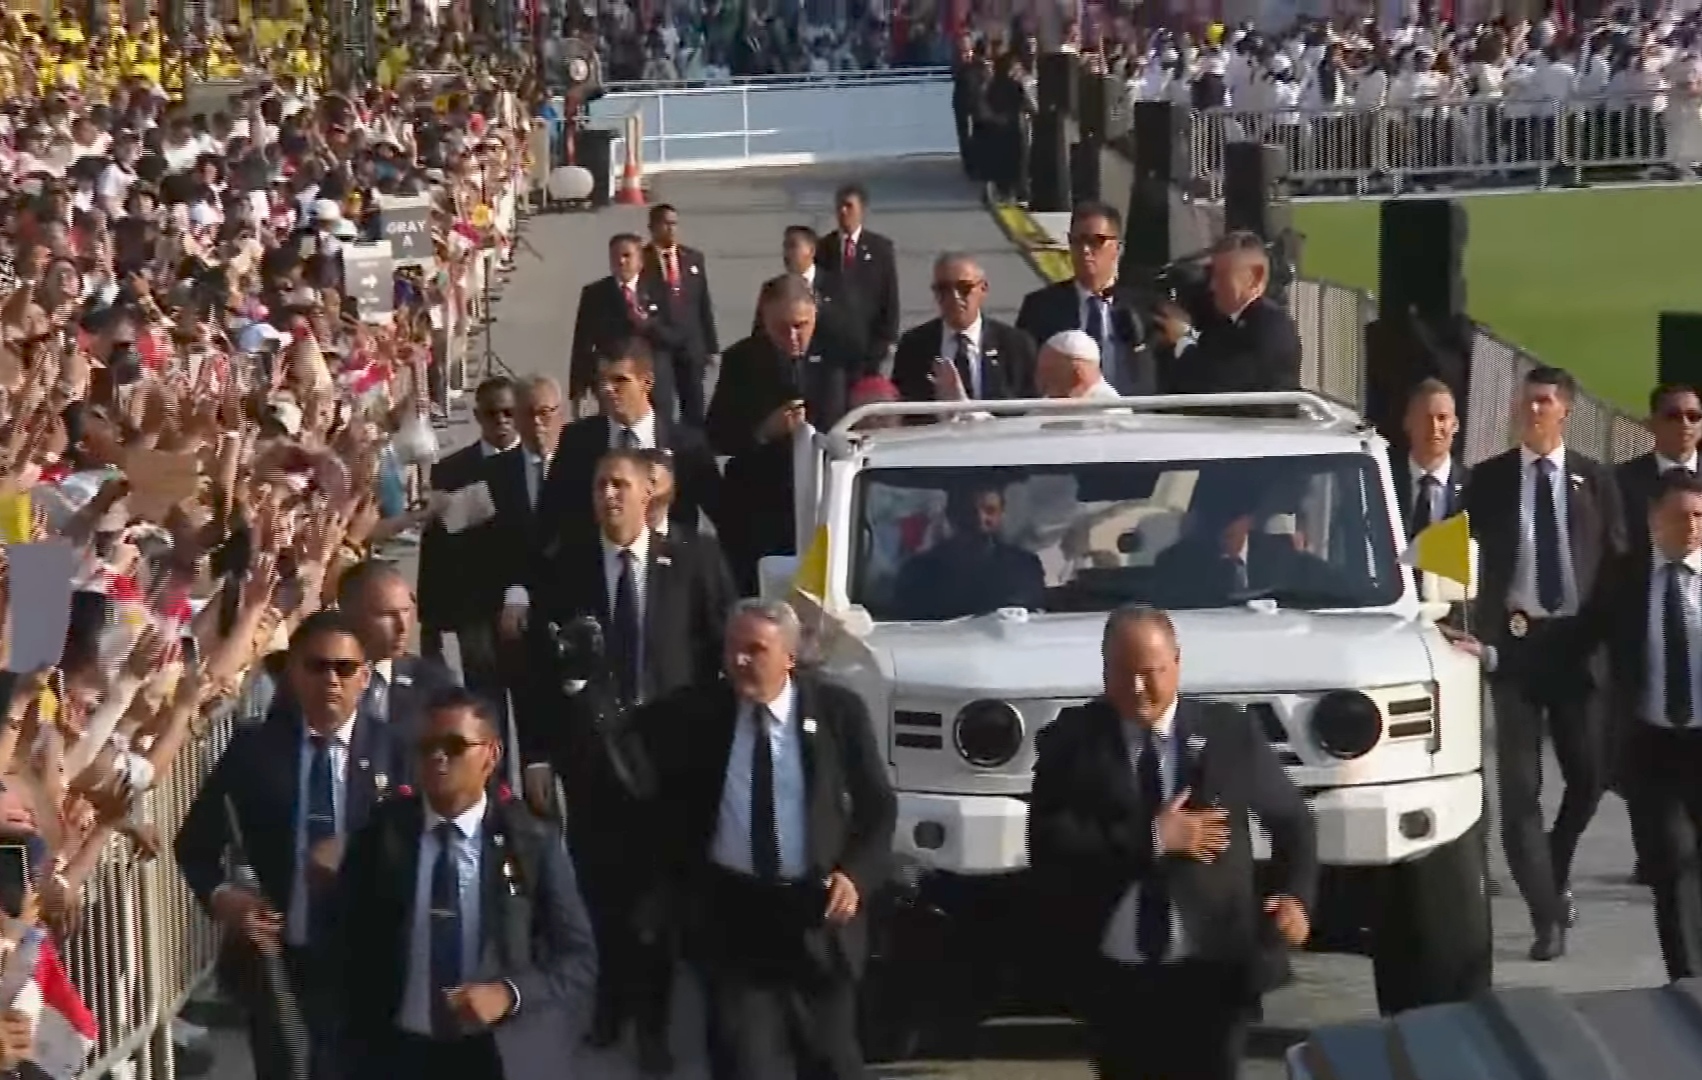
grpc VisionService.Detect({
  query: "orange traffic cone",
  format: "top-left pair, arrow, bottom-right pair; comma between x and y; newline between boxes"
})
616,158 -> 645,206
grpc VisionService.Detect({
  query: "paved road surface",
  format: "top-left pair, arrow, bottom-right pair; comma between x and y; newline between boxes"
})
193,158 -> 1663,1080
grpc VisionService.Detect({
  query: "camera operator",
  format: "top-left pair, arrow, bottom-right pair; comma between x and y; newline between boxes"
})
517,448 -> 732,1070
1156,231 -> 1301,397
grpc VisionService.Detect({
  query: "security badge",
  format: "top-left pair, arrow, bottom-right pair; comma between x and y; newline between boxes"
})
1508,612 -> 1530,639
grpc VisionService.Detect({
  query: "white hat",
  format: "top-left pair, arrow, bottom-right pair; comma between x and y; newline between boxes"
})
1043,330 -> 1101,365
332,217 -> 358,239
313,198 -> 342,222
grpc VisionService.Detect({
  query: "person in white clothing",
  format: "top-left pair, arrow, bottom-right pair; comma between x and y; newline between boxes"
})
1037,330 -> 1121,402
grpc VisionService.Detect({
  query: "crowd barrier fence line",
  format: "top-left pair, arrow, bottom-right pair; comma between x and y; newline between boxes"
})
1176,90 -> 1701,198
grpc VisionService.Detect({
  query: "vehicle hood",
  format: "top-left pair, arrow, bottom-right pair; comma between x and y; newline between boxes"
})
870,609 -> 1436,698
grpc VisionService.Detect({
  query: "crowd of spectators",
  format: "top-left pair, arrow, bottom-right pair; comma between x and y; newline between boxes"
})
0,12 -> 533,1077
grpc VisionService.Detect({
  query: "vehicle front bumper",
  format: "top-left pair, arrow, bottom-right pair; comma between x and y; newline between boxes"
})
894,772 -> 1484,875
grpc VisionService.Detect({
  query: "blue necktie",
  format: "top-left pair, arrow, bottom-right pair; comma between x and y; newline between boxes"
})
1533,458 -> 1564,614
364,671 -> 388,723
305,734 -> 336,940
1136,727 -> 1171,963
429,821 -> 464,1039
610,549 -> 641,705
1084,295 -> 1106,352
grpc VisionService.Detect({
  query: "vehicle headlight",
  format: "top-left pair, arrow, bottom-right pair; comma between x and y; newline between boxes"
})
1312,689 -> 1383,759
952,699 -> 1024,768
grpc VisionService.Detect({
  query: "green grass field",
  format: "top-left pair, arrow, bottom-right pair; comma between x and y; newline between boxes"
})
1292,185 -> 1702,413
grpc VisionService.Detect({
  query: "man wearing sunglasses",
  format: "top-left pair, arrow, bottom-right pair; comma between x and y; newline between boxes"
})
176,610 -> 403,1080
339,687 -> 596,1080
891,251 -> 1035,410
1014,200 -> 1156,398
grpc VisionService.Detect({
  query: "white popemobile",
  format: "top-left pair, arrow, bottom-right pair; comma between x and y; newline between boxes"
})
758,391 -> 1493,1059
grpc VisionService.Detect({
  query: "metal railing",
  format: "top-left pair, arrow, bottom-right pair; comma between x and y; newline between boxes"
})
1177,91 -> 1698,198
67,705 -> 237,1080
603,65 -> 951,93
1286,277 -> 1650,468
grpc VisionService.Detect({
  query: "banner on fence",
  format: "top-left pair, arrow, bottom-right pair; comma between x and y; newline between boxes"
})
375,194 -> 435,269
345,241 -> 396,324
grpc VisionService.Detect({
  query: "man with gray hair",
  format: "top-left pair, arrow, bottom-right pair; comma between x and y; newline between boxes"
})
1037,329 -> 1121,401
892,251 -> 1036,406
642,598 -> 896,1080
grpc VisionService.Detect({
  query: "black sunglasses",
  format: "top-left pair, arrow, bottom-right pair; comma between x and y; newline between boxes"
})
1662,409 -> 1702,424
416,734 -> 490,759
304,656 -> 363,679
931,280 -> 981,299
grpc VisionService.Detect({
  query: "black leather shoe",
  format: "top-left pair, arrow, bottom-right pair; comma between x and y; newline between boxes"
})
1529,926 -> 1567,962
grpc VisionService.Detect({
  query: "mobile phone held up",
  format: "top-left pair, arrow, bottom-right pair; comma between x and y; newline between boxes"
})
0,844 -> 29,920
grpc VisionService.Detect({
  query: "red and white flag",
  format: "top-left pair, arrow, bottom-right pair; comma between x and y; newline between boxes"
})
13,934 -> 97,1078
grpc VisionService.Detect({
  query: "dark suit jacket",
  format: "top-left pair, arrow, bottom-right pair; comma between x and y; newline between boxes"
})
643,242 -> 719,362
1616,452 -> 1697,555
176,702 -> 401,999
1149,533 -> 1350,604
518,529 -> 734,775
418,442 -> 489,634
706,330 -> 864,585
541,411 -> 721,546
568,274 -> 684,414
1163,296 -> 1302,396
816,228 -> 900,356
1014,279 -> 1157,396
891,316 -> 1038,406
751,266 -> 869,366
1464,447 -> 1625,675
643,673 -> 897,978
338,795 -> 598,1080
1028,696 -> 1317,1002
1390,453 -> 1468,540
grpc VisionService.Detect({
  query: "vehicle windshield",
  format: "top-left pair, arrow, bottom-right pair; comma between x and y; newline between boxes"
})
850,453 -> 1404,622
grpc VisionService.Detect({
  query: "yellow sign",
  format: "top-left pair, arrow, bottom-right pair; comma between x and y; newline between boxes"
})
470,204 -> 492,229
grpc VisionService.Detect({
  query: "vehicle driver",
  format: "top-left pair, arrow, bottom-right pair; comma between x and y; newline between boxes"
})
890,485 -> 1045,620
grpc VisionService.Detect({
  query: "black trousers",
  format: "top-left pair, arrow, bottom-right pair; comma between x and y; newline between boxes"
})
574,847 -> 674,1042
454,621 -> 513,741
694,869 -> 861,1080
238,947 -> 341,1080
390,1029 -> 503,1080
1088,959 -> 1251,1080
1490,624 -> 1607,931
1624,720 -> 1702,981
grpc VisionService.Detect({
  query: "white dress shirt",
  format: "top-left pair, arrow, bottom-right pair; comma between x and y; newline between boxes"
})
939,317 -> 985,398
1408,455 -> 1453,525
288,714 -> 357,946
1657,451 -> 1699,474
1646,547 -> 1702,727
800,264 -> 817,289
1510,444 -> 1580,618
1101,700 -> 1189,964
400,796 -> 487,1036
712,680 -> 808,880
607,410 -> 658,451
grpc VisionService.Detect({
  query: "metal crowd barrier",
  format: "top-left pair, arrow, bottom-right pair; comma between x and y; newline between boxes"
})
68,704 -> 237,1080
1289,277 -> 1651,469
1178,90 -> 1699,197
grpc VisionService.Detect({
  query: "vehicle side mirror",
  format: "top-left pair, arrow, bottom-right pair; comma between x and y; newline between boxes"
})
1419,537 -> 1479,603
1116,529 -> 1143,554
758,555 -> 802,602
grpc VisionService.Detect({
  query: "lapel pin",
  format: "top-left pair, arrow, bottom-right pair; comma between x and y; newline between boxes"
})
656,554 -> 672,566
1187,733 -> 1207,756
689,264 -> 699,275
1570,473 -> 1584,488
357,758 -> 370,771
803,718 -> 818,735
396,674 -> 413,688
374,773 -> 389,794
493,833 -> 506,848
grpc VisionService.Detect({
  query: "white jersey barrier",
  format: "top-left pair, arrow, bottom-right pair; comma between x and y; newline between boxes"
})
591,70 -> 957,174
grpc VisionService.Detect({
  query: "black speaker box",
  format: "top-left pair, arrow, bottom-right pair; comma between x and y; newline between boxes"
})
1131,101 -> 1189,186
1223,142 -> 1288,239
1077,73 -> 1120,141
1378,199 -> 1468,322
1029,110 -> 1072,214
1071,137 -> 1102,205
1364,312 -> 1473,452
1036,52 -> 1078,116
1659,312 -> 1702,390
1121,177 -> 1177,278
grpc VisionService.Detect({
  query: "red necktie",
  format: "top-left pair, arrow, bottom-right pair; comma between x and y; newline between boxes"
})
625,285 -> 643,320
843,235 -> 855,268
665,250 -> 681,291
